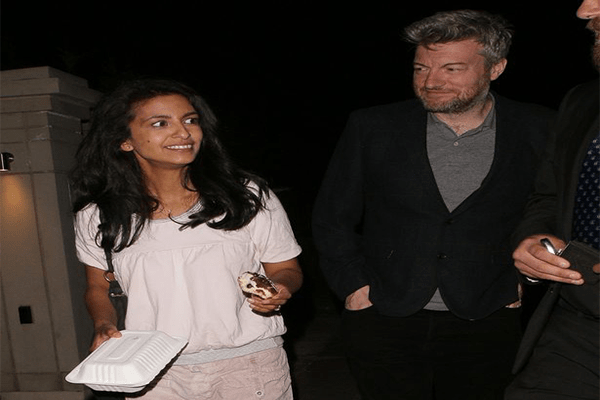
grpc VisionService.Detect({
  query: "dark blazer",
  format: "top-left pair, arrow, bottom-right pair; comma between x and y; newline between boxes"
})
312,94 -> 555,320
511,79 -> 599,373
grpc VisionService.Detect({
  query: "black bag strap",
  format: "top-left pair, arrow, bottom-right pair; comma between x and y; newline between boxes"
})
103,247 -> 126,298
103,247 -> 128,332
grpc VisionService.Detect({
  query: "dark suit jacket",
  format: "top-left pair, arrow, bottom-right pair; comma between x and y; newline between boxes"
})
312,94 -> 555,320
511,79 -> 600,373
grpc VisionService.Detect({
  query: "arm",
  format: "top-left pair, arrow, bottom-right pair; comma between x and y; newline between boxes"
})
84,265 -> 122,351
511,90 -> 591,285
248,258 -> 303,313
312,112 -> 370,302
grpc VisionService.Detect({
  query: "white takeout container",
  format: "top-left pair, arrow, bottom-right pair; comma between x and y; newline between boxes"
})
66,330 -> 188,393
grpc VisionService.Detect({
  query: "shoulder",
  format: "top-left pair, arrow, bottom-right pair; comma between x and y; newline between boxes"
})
494,94 -> 556,122
559,79 -> 599,115
553,80 -> 599,139
74,203 -> 101,242
75,203 -> 100,225
565,79 -> 599,100
245,178 -> 270,202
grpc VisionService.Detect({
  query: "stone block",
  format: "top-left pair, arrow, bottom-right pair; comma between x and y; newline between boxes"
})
32,173 -> 81,371
0,113 -> 25,130
15,373 -> 62,392
0,174 -> 58,373
2,391 -> 85,400
1,78 -> 100,105
1,128 -> 27,144
28,140 -> 54,171
1,66 -> 89,88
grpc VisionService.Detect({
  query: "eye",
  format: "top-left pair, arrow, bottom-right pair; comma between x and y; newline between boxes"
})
151,120 -> 168,128
446,66 -> 465,73
183,117 -> 200,125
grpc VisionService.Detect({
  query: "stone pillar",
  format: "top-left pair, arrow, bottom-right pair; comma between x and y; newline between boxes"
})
1,67 -> 101,400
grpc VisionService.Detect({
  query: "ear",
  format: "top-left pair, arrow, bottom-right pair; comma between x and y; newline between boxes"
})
490,59 -> 507,81
120,140 -> 134,152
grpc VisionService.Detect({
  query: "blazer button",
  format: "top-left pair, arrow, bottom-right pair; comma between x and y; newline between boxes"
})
437,252 -> 448,259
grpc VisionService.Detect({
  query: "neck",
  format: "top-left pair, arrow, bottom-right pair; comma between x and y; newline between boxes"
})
143,168 -> 198,218
434,95 -> 493,135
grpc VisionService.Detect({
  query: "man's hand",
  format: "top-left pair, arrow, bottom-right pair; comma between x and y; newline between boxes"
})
513,234 -> 584,285
345,285 -> 373,310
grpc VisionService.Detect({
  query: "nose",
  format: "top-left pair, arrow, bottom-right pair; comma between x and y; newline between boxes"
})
422,70 -> 445,90
173,122 -> 192,139
577,0 -> 600,19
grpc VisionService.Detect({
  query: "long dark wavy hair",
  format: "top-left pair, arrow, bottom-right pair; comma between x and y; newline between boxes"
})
70,78 -> 268,252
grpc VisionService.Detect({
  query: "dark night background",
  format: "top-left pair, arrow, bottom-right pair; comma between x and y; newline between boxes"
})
2,0 -> 598,234
2,3 -> 598,386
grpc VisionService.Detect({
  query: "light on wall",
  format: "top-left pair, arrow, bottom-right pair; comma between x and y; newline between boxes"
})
0,152 -> 14,171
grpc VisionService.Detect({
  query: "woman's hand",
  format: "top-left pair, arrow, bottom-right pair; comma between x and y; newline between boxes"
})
248,258 -> 302,314
90,322 -> 122,352
85,265 -> 123,351
247,283 -> 292,314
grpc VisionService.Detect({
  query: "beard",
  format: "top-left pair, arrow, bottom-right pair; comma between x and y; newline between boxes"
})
414,76 -> 491,114
588,18 -> 600,71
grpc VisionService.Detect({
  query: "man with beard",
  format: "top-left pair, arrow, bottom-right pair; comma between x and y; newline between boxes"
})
505,1 -> 599,398
312,10 -> 555,400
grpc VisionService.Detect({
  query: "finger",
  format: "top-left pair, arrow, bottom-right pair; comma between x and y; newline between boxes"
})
515,260 -> 584,284
517,245 -> 573,274
530,246 -> 570,268
248,297 -> 285,309
247,297 -> 285,313
90,326 -> 122,351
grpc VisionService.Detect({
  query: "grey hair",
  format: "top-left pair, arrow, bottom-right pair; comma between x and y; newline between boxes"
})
403,10 -> 513,68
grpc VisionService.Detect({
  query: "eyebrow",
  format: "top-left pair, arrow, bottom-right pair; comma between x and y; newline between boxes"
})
413,62 -> 467,67
142,111 -> 199,122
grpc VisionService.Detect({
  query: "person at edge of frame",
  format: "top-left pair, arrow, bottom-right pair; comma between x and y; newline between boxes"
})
505,0 -> 600,398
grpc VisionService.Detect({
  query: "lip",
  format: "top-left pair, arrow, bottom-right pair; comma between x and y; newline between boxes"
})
423,90 -> 452,96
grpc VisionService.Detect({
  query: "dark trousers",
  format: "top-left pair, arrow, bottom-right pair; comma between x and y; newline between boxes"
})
342,306 -> 522,400
505,300 -> 600,400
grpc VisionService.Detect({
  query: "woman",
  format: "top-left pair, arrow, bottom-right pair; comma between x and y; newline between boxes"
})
71,79 -> 303,399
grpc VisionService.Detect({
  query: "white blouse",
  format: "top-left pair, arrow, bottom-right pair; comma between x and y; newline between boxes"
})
74,189 -> 302,355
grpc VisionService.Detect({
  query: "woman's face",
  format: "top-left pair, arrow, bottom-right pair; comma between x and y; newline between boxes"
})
121,94 -> 203,172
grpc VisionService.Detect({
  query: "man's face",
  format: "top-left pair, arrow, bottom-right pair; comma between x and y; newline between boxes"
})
577,0 -> 600,70
412,39 -> 506,114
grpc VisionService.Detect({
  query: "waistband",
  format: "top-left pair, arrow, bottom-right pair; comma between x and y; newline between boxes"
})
174,336 -> 284,365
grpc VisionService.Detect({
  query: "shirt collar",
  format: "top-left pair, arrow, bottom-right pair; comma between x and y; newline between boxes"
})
428,94 -> 496,137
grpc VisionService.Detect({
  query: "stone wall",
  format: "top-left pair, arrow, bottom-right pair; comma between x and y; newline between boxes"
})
1,67 -> 101,400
